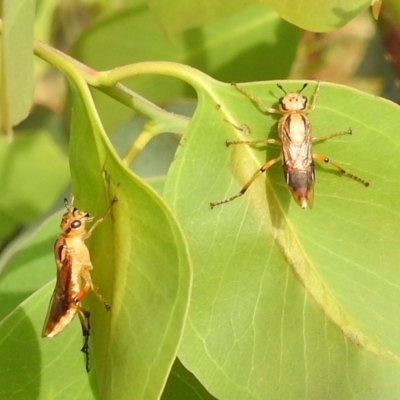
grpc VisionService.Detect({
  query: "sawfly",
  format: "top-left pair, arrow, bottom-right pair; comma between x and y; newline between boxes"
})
42,196 -> 117,371
210,82 -> 369,209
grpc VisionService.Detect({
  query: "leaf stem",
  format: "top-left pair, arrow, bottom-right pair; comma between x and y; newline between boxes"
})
93,62 -> 216,94
0,21 -> 219,165
29,37 -> 190,136
122,125 -> 154,166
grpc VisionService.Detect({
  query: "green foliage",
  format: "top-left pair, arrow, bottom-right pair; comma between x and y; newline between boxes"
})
0,0 -> 35,134
0,131 -> 69,243
72,3 -> 299,131
147,0 -> 370,35
1,1 -> 400,400
68,73 -> 192,399
261,0 -> 371,31
165,78 -> 400,399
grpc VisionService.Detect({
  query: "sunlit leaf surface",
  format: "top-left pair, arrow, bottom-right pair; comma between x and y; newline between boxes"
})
164,79 -> 400,399
0,79 -> 192,400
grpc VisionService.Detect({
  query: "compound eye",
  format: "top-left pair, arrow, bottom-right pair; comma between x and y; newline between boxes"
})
71,220 -> 82,229
279,97 -> 288,111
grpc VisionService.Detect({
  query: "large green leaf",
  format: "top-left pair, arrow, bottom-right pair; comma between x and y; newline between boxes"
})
261,0 -> 371,32
164,78 -> 400,399
68,79 -> 192,398
72,4 -> 299,131
0,0 -> 35,134
0,77 -> 192,400
147,0 -> 370,34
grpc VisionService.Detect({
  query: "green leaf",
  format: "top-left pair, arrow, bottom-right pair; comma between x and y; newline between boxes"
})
147,0 -> 254,38
162,358 -> 218,400
261,0 -> 371,31
0,0 -> 35,134
67,77 -> 192,399
0,76 -> 192,399
164,79 -> 400,399
0,282 -> 95,400
147,0 -> 371,34
0,130 -> 69,245
0,212 -> 59,321
72,4 -> 299,131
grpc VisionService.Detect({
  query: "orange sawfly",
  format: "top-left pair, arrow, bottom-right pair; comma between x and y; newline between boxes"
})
42,196 -> 117,371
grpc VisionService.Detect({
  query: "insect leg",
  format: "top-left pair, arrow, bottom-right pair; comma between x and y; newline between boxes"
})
77,307 -> 91,372
90,286 -> 110,310
85,197 -> 118,238
210,156 -> 282,209
312,128 -> 352,143
313,153 -> 370,187
231,82 -> 281,115
307,81 -> 321,112
72,282 -> 90,304
227,138 -> 281,146
224,119 -> 251,135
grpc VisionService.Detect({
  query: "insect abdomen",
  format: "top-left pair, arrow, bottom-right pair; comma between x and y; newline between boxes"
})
284,166 -> 315,209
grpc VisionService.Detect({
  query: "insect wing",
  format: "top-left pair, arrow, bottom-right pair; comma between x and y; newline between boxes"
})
279,116 -> 315,208
42,246 -> 75,338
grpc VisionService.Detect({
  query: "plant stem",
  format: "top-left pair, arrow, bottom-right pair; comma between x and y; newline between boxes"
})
122,127 -> 154,166
94,62 -> 217,94
30,38 -> 189,136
